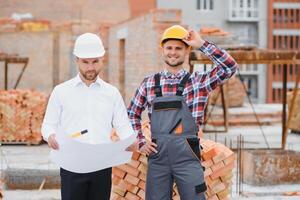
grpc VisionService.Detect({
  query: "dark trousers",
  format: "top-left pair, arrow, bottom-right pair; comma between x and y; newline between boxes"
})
60,167 -> 112,200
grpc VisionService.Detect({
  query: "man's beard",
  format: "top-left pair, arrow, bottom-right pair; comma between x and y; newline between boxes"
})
164,60 -> 184,67
80,70 -> 99,81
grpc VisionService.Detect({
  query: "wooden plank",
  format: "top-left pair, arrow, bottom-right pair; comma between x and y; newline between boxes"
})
0,55 -> 29,90
190,50 -> 300,64
0,56 -> 29,63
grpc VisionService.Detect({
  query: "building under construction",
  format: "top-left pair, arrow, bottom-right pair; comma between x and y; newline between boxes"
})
0,0 -> 300,200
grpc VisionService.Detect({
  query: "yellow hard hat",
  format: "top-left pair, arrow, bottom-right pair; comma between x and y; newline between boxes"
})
160,25 -> 189,47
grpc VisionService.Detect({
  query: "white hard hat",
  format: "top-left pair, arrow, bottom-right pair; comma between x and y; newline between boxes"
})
73,33 -> 105,58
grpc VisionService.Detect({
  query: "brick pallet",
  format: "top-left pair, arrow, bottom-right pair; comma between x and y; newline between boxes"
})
287,90 -> 300,132
0,90 -> 47,144
111,123 -> 235,200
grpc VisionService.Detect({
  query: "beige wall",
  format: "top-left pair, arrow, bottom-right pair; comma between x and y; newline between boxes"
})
0,0 -> 130,24
0,30 -> 73,94
109,10 -> 182,104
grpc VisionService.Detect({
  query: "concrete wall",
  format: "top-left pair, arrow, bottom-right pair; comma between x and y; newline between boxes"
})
0,1 -> 158,92
0,30 -> 73,94
109,10 -> 182,104
242,150 -> 300,185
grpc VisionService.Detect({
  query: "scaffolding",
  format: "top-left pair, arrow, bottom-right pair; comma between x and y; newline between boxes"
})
189,49 -> 300,149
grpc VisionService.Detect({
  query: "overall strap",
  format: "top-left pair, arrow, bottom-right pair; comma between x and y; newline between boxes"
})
176,73 -> 190,96
154,73 -> 162,97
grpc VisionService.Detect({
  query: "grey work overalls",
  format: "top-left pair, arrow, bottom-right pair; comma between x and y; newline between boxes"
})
146,73 -> 207,200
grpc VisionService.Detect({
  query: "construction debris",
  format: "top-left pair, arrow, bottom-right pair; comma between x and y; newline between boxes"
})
0,89 -> 47,144
0,17 -> 50,32
198,27 -> 246,49
111,122 -> 235,200
287,90 -> 300,132
200,27 -> 229,36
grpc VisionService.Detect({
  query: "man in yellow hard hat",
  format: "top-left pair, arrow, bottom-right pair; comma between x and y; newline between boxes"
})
128,25 -> 238,200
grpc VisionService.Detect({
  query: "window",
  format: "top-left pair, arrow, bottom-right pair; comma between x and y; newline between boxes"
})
229,0 -> 259,21
196,0 -> 214,11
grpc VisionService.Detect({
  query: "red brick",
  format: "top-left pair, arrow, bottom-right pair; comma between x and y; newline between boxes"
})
207,178 -> 222,190
205,188 -> 215,198
137,189 -> 145,199
220,173 -> 233,182
125,191 -> 140,200
118,164 -> 140,177
120,179 -> 139,194
112,176 -> 121,185
202,148 -> 219,161
113,185 -> 126,197
207,194 -> 219,200
138,163 -> 148,174
113,167 -> 126,179
204,167 -> 213,177
211,161 -> 225,172
211,182 -> 226,194
111,195 -> 123,200
222,154 -> 236,165
138,172 -> 146,182
132,152 -> 140,160
128,159 -> 141,168
212,152 -> 226,164
202,159 -> 214,168
125,174 -> 140,186
210,162 -> 234,180
217,188 -> 230,199
138,180 -> 146,190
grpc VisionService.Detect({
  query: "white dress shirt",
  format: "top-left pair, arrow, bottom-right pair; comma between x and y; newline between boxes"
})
41,74 -> 135,144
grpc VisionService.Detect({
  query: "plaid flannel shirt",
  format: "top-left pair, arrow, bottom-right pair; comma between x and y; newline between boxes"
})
127,41 -> 238,148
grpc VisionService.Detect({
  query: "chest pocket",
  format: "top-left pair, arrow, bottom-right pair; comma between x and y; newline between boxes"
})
153,100 -> 182,111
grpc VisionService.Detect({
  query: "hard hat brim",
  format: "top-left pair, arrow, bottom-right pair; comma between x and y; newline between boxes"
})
73,50 -> 105,58
160,38 -> 189,47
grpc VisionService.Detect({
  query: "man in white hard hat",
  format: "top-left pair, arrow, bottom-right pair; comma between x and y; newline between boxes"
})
42,33 -> 136,200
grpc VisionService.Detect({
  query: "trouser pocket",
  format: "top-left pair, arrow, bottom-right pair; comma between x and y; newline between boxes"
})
185,137 -> 201,161
148,138 -> 159,159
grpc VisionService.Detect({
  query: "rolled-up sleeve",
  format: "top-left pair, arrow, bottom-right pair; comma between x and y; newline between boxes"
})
127,78 -> 148,148
196,41 -> 238,93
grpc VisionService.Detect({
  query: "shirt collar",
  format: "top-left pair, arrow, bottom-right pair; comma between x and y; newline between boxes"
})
162,69 -> 187,79
73,74 -> 102,87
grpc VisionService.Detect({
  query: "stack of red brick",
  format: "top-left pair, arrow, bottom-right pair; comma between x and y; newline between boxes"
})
0,18 -> 50,32
0,89 -> 47,144
111,123 -> 235,200
200,27 -> 229,36
209,76 -> 246,108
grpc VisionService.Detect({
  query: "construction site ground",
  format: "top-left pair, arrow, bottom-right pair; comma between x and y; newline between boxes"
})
1,104 -> 300,200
